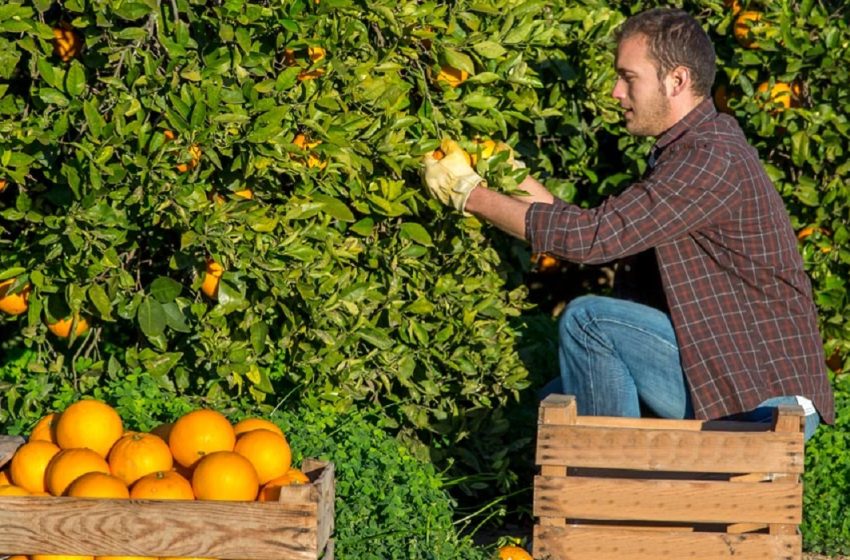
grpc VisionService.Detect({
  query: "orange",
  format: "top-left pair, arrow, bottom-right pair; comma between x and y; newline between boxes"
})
0,484 -> 31,496
233,428 -> 292,484
436,65 -> 469,88
163,130 -> 176,141
0,468 -> 11,485
757,81 -> 795,111
53,24 -> 82,62
54,399 -> 124,457
714,84 -> 732,114
66,471 -> 129,498
234,188 -> 254,199
9,439 -> 61,493
724,0 -> 742,14
45,447 -> 111,496
0,278 -> 30,315
258,468 -> 310,502
95,557 -> 157,560
734,11 -> 762,49
108,432 -> 174,485
293,134 -> 327,169
192,450 -> 259,501
176,144 -> 201,173
233,417 -> 285,438
497,545 -> 533,560
130,470 -> 194,500
47,314 -> 90,338
470,139 -> 498,165
0,179 -> 6,192
30,412 -> 58,443
7,556 -> 28,560
432,148 -> 446,160
201,260 -> 223,299
168,409 -> 236,469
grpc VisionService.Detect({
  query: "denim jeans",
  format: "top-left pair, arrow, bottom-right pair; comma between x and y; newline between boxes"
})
549,295 -> 820,441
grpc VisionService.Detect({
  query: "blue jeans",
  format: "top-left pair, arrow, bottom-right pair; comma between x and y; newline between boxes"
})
549,295 -> 820,441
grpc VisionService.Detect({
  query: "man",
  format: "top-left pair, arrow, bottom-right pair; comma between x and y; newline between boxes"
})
421,8 -> 834,440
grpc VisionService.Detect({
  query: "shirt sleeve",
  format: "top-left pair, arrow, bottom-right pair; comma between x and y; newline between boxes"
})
525,141 -> 743,264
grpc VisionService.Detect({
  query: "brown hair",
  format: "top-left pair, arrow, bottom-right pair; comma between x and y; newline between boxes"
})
615,8 -> 716,98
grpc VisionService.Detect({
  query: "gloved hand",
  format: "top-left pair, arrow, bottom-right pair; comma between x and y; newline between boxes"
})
421,139 -> 485,215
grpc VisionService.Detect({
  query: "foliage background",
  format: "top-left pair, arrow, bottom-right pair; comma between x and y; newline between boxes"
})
0,0 -> 848,554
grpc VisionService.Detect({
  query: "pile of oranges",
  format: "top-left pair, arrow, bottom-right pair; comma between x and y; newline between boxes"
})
0,399 -> 308,503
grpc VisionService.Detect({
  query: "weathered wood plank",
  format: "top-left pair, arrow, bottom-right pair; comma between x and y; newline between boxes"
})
533,525 -> 802,560
0,435 -> 24,467
533,476 -> 802,525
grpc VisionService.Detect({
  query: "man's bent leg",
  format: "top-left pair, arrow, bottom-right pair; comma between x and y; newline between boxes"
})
558,295 -> 692,419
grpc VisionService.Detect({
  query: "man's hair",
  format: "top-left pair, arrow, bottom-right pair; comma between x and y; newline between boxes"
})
615,8 -> 716,99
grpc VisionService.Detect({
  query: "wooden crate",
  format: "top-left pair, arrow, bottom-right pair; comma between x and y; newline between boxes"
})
0,435 -> 334,560
533,394 -> 805,560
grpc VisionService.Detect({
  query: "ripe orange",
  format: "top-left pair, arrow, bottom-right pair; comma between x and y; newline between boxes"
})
54,399 -> 124,457
496,545 -> 533,560
233,428 -> 292,484
293,134 -> 327,168
29,412 -> 58,443
45,447 -> 111,496
0,278 -> 30,315
258,468 -> 310,502
95,557 -> 158,560
432,148 -> 446,160
724,0 -> 742,15
437,65 -> 469,87
233,417 -> 285,438
108,432 -> 174,485
734,11 -> 762,49
0,484 -> 31,496
47,314 -> 90,338
168,409 -> 236,469
66,471 -> 130,499
163,129 -> 177,141
192,450 -> 259,501
713,84 -> 732,114
9,439 -> 61,493
176,143 -> 202,173
32,555 -> 94,560
757,81 -> 795,111
0,468 -> 11,485
0,179 -> 6,192
201,260 -> 223,299
130,470 -> 194,500
53,24 -> 82,62
470,139 -> 498,165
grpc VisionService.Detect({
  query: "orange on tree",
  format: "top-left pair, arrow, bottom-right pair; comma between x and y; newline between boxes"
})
108,431 -> 174,485
297,46 -> 327,81
496,545 -> 533,560
233,428 -> 292,484
9,439 -> 61,493
757,81 -> 797,111
470,138 -> 498,165
293,133 -> 327,169
66,471 -> 130,499
0,484 -> 31,496
233,417 -> 285,438
54,399 -> 124,457
130,469 -> 194,500
436,65 -> 468,87
201,260 -> 223,299
258,468 -> 310,502
0,179 -> 7,192
724,0 -> 742,15
733,11 -> 763,49
0,278 -> 31,316
53,23 -> 82,62
29,412 -> 58,443
163,129 -> 176,141
176,144 -> 201,173
191,450 -> 259,501
45,447 -> 111,496
46,314 -> 90,339
168,408 -> 236,469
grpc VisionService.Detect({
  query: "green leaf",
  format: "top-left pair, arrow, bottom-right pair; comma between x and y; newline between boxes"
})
443,48 -> 475,75
150,276 -> 183,303
65,61 -> 86,97
358,327 -> 394,350
114,1 -> 154,20
463,93 -> 499,110
88,284 -> 113,319
137,296 -> 167,338
350,217 -> 374,236
250,321 -> 268,354
162,302 -> 191,333
314,193 -> 355,222
473,40 -> 507,59
400,223 -> 433,246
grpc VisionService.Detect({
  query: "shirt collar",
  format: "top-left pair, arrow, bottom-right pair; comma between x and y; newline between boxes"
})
653,97 -> 717,151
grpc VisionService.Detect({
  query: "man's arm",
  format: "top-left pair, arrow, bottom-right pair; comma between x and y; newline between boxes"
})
463,175 -> 555,240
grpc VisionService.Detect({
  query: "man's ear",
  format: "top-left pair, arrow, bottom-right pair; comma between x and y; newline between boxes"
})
666,66 -> 691,97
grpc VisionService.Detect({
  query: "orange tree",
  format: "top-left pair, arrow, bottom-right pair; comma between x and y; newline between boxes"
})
0,0 -> 848,547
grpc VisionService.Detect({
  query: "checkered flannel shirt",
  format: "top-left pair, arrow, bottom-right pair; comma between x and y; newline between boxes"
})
525,98 -> 835,423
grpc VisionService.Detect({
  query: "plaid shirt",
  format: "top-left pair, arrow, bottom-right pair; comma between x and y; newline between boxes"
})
526,98 -> 835,423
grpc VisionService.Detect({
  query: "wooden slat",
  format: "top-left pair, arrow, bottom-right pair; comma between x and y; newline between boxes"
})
533,476 -> 801,525
533,525 -> 802,560
575,416 -> 774,432
0,435 -> 24,468
770,406 -> 804,536
0,460 -> 334,560
536,424 -> 803,474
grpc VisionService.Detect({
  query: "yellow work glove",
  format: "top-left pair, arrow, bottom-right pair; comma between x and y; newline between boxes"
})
421,139 -> 485,215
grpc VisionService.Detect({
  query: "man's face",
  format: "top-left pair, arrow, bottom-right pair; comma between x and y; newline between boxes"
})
612,34 -> 672,137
